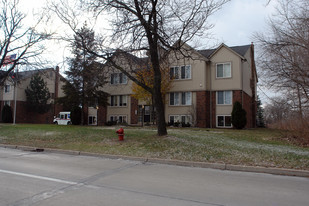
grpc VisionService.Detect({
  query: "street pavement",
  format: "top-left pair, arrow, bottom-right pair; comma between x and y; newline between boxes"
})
0,147 -> 308,206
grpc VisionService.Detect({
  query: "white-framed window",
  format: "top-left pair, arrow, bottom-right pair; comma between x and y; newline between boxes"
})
217,91 -> 232,105
110,95 -> 127,107
169,115 -> 192,124
216,62 -> 231,78
109,115 -> 127,123
170,92 -> 191,106
170,65 -> 191,80
217,115 -> 232,128
4,85 -> 11,93
110,73 -> 127,85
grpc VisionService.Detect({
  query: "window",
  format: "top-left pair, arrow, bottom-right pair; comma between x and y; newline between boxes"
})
216,63 -> 231,78
110,95 -> 127,107
170,65 -> 191,80
119,95 -> 127,106
170,92 -> 191,106
217,91 -> 232,105
110,115 -> 127,123
118,115 -> 127,123
4,85 -> 10,93
111,73 -> 127,85
217,115 -> 232,127
110,115 -> 118,122
111,96 -> 118,106
169,115 -> 192,124
88,116 -> 97,125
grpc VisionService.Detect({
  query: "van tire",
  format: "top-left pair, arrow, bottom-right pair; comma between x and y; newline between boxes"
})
67,121 -> 72,125
54,121 -> 58,125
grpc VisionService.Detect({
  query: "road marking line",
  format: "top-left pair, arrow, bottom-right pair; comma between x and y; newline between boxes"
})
0,169 -> 78,185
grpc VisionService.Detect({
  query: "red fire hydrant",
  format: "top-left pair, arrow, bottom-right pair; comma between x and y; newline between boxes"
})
116,128 -> 124,141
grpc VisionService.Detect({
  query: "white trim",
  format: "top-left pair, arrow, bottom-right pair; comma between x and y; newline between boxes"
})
109,115 -> 128,123
169,92 -> 192,106
216,62 -> 232,79
216,115 -> 232,128
110,95 -> 128,107
170,65 -> 192,80
169,114 -> 192,124
216,91 -> 232,105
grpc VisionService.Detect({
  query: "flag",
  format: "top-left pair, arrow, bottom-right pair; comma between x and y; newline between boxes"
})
3,54 -> 17,66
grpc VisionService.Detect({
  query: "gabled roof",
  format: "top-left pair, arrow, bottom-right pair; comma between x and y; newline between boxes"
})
14,68 -> 55,80
198,44 -> 251,59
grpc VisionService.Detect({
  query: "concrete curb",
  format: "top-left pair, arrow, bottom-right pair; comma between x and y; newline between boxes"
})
1,144 -> 309,178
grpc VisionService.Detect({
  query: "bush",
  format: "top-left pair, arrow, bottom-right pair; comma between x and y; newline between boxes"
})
231,101 -> 247,129
181,122 -> 191,127
105,121 -> 117,126
1,105 -> 13,123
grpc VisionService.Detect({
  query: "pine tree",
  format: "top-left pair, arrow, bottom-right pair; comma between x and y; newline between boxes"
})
256,96 -> 265,127
59,23 -> 108,125
231,101 -> 247,129
25,73 -> 50,114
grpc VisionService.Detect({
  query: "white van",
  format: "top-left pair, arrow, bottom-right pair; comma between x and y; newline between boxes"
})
53,112 -> 71,125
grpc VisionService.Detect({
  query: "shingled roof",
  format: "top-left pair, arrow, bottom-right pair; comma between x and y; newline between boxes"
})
198,44 -> 251,59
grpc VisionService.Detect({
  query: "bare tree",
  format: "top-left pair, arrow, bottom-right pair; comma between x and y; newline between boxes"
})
50,0 -> 229,135
264,97 -> 291,125
255,0 -> 309,118
0,0 -> 50,85
84,0 -> 229,136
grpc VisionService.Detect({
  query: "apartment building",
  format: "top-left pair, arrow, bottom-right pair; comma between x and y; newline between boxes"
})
0,67 -> 65,123
98,43 -> 257,128
0,43 -> 257,128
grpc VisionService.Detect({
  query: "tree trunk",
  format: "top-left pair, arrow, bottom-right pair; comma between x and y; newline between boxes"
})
152,57 -> 167,136
153,87 -> 167,136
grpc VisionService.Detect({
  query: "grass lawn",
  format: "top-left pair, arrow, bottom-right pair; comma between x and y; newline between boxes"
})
0,124 -> 309,170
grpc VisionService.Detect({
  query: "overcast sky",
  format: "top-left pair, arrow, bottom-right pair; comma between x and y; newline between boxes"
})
19,0 -> 277,102
20,0 -> 277,51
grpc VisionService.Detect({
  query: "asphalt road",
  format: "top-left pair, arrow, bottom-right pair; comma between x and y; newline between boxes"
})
0,147 -> 308,206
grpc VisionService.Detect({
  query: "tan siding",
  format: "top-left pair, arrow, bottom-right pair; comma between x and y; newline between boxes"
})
210,47 -> 242,91
165,92 -> 197,122
216,105 -> 233,115
107,95 -> 131,123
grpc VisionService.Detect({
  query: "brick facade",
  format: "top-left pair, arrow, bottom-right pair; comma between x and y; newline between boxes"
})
196,91 -> 207,127
130,96 -> 138,124
0,100 -> 62,124
97,106 -> 107,126
195,91 -> 211,127
233,90 -> 256,128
